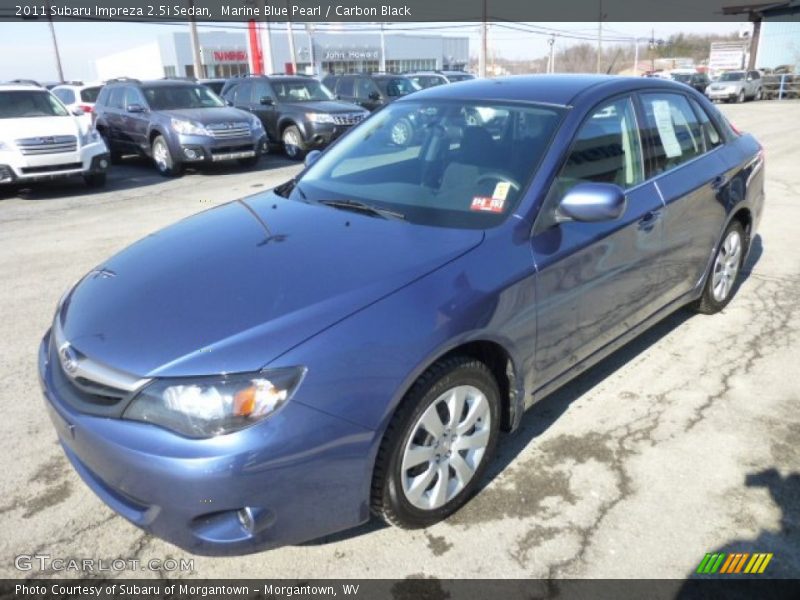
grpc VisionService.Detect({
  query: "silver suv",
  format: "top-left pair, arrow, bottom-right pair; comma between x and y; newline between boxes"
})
706,70 -> 763,103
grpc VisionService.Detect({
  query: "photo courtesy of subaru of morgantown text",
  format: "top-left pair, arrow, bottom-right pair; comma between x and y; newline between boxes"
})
2,0 -> 799,591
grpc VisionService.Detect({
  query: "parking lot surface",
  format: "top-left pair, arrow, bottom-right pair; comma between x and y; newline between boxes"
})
1,102 -> 798,579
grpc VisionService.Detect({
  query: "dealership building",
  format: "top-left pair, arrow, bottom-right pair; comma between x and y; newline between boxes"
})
93,29 -> 470,80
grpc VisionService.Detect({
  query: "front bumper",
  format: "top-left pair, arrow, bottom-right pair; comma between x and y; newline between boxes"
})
38,331 -> 374,555
706,88 -> 738,101
301,122 -> 357,149
0,141 -> 109,185
171,132 -> 268,164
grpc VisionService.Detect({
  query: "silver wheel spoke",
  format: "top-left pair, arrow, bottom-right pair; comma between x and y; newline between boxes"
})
419,407 -> 445,439
452,428 -> 490,451
445,388 -> 466,429
430,462 -> 450,508
405,464 -> 436,506
456,396 -> 489,435
402,444 -> 436,471
449,452 -> 474,486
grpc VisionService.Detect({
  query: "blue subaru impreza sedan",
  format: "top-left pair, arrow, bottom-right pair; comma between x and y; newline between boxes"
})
39,75 -> 764,555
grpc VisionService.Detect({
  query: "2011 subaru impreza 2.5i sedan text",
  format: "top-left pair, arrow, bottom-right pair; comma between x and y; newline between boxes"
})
39,75 -> 764,555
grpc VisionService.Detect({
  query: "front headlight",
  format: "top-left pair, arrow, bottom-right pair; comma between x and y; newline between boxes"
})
307,113 -> 335,124
251,118 -> 264,131
171,118 -> 208,136
123,367 -> 306,438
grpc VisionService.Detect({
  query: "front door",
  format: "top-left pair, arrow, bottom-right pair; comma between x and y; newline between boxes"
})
531,95 -> 667,389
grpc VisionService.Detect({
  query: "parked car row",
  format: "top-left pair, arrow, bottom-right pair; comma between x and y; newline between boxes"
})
667,69 -> 765,104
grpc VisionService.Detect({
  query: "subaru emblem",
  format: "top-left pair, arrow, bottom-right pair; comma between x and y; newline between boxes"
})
58,343 -> 79,376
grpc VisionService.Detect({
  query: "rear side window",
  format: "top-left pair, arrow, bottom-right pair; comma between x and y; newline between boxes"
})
107,87 -> 125,110
640,93 -> 704,177
80,87 -> 102,103
336,76 -> 354,97
689,98 -> 723,151
559,96 -> 644,191
95,87 -> 109,107
53,88 -> 75,104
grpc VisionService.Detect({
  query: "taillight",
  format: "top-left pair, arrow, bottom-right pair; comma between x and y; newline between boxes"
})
728,119 -> 741,135
78,104 -> 93,113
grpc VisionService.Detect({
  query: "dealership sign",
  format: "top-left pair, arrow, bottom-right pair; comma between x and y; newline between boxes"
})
202,47 -> 248,63
323,48 -> 380,61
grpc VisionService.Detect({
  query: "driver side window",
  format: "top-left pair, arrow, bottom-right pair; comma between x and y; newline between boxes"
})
537,96 -> 643,230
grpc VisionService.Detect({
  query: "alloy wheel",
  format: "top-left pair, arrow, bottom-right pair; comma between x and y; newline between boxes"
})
153,139 -> 169,172
390,120 -> 412,146
283,130 -> 300,158
711,229 -> 742,302
400,385 -> 491,510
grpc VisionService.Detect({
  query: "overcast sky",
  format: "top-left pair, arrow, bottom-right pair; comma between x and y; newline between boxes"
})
0,20 -> 744,82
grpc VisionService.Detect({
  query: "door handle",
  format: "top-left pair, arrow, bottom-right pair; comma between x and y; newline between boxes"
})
637,210 -> 661,231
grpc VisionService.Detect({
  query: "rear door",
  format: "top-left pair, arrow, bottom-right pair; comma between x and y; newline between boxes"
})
104,87 -> 127,148
638,91 -> 727,304
355,77 -> 383,111
531,95 -> 666,388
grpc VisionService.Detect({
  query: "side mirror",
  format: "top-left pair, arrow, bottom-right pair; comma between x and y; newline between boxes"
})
557,182 -> 627,223
71,108 -> 84,116
368,91 -> 381,101
260,96 -> 274,105
126,103 -> 146,113
225,99 -> 233,106
304,149 -> 322,168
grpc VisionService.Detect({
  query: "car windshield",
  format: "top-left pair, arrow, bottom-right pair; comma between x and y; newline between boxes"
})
142,85 -> 225,110
719,72 -> 745,82
0,90 -> 69,118
80,86 -> 102,102
293,100 -> 564,229
447,74 -> 474,82
379,78 -> 421,97
271,79 -> 334,102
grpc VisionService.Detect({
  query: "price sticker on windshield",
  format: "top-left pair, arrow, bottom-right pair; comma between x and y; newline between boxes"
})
471,196 -> 506,213
492,181 -> 511,201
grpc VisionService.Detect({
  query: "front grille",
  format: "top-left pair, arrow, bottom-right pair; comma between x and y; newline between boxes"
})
332,113 -> 366,126
206,122 -> 251,140
21,162 -> 82,174
16,135 -> 77,155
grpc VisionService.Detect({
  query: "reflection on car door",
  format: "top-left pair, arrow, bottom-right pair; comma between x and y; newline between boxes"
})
638,92 -> 727,305
121,86 -> 149,154
531,96 -> 667,391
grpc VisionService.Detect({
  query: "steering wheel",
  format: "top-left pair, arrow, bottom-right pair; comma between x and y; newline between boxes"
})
476,172 -> 522,192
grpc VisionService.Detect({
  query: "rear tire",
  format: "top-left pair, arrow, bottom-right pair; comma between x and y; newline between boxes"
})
151,135 -> 182,177
371,356 -> 501,529
693,220 -> 745,315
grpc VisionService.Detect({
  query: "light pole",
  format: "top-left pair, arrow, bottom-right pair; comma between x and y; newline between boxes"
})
44,0 -> 64,82
379,22 -> 387,72
305,23 -> 316,75
547,35 -> 556,73
187,0 -> 203,78
479,0 -> 488,77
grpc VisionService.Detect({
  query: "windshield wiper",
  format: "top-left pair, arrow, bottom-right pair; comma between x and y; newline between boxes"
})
318,199 -> 406,220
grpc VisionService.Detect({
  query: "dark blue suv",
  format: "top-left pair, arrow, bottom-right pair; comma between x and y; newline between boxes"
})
94,78 -> 268,176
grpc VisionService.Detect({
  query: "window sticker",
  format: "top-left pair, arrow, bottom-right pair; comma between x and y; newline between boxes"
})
492,181 -> 511,201
652,100 -> 683,159
471,196 -> 505,213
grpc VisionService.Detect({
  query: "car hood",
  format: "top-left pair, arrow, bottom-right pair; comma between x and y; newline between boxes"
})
159,106 -> 252,124
282,100 -> 366,114
0,115 -> 80,142
59,193 -> 484,378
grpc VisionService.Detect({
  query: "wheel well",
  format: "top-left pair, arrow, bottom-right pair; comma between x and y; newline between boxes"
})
732,208 -> 752,250
279,120 -> 299,138
438,341 -> 516,431
148,130 -> 162,145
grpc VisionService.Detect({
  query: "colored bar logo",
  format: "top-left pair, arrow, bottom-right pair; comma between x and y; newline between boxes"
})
696,552 -> 773,574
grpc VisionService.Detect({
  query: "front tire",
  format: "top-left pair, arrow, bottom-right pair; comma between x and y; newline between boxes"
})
371,356 -> 501,529
694,220 -> 745,314
282,126 -> 305,160
151,135 -> 182,177
737,89 -> 746,103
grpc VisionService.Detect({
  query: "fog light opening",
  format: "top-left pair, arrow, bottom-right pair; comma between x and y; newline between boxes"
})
183,148 -> 200,160
99,159 -> 108,169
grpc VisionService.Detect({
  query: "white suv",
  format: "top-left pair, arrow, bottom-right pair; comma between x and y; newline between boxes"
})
51,82 -> 104,123
0,83 -> 109,189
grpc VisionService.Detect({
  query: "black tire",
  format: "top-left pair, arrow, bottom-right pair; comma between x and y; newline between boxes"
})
371,356 -> 501,529
151,135 -> 182,177
238,155 -> 259,168
83,172 -> 107,188
693,220 -> 746,315
281,125 -> 306,160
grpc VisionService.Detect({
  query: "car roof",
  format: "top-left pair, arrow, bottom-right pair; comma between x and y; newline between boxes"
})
401,74 -> 694,107
0,84 -> 50,92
